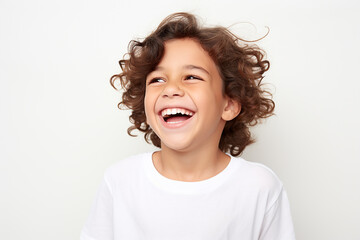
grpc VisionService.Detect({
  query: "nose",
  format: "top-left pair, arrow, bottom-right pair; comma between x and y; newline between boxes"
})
161,81 -> 185,98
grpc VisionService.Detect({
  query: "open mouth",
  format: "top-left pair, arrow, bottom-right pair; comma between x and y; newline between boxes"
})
160,108 -> 194,123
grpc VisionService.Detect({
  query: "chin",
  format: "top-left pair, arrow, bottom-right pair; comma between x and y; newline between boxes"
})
160,139 -> 194,153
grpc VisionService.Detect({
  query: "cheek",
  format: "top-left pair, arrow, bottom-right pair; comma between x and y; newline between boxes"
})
196,88 -> 223,106
144,90 -> 156,124
143,92 -> 150,120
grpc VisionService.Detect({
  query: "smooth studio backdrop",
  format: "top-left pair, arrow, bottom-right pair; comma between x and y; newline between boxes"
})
1,0 -> 359,239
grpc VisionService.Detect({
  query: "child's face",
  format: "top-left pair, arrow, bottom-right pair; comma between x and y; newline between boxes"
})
144,38 -> 235,152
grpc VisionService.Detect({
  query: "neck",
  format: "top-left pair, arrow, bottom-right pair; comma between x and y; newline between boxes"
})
153,144 -> 230,182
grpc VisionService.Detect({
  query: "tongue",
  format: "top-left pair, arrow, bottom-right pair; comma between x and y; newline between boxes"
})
166,116 -> 190,123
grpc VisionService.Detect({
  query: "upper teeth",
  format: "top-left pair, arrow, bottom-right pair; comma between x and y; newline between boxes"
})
161,108 -> 194,117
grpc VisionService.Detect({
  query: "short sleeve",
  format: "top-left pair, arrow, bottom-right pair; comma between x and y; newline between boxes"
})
80,177 -> 113,240
259,188 -> 296,240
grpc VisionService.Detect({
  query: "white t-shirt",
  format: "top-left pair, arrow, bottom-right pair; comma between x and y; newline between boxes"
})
81,152 -> 295,240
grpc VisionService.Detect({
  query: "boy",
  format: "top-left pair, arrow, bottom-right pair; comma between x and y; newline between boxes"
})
81,12 -> 295,240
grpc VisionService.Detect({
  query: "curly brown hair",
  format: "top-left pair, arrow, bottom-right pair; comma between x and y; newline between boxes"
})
110,12 -> 275,156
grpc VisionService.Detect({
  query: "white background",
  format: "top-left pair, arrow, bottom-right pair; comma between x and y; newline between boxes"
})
1,0 -> 359,239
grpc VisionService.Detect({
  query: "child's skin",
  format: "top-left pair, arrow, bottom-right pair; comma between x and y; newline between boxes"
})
144,38 -> 240,182
81,18 -> 295,239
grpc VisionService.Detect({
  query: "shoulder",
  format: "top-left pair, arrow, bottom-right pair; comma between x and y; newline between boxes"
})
231,156 -> 283,187
230,156 -> 284,205
103,152 -> 152,182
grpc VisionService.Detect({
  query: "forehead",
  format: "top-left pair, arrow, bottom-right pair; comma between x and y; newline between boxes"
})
156,38 -> 219,74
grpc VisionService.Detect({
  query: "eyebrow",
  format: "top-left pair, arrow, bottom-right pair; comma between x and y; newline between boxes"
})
184,65 -> 210,75
153,64 -> 210,76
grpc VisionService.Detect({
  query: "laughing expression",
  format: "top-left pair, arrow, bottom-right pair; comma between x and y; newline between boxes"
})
144,38 -> 231,152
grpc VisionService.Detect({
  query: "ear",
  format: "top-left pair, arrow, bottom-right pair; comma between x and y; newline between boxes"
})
221,97 -> 241,121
